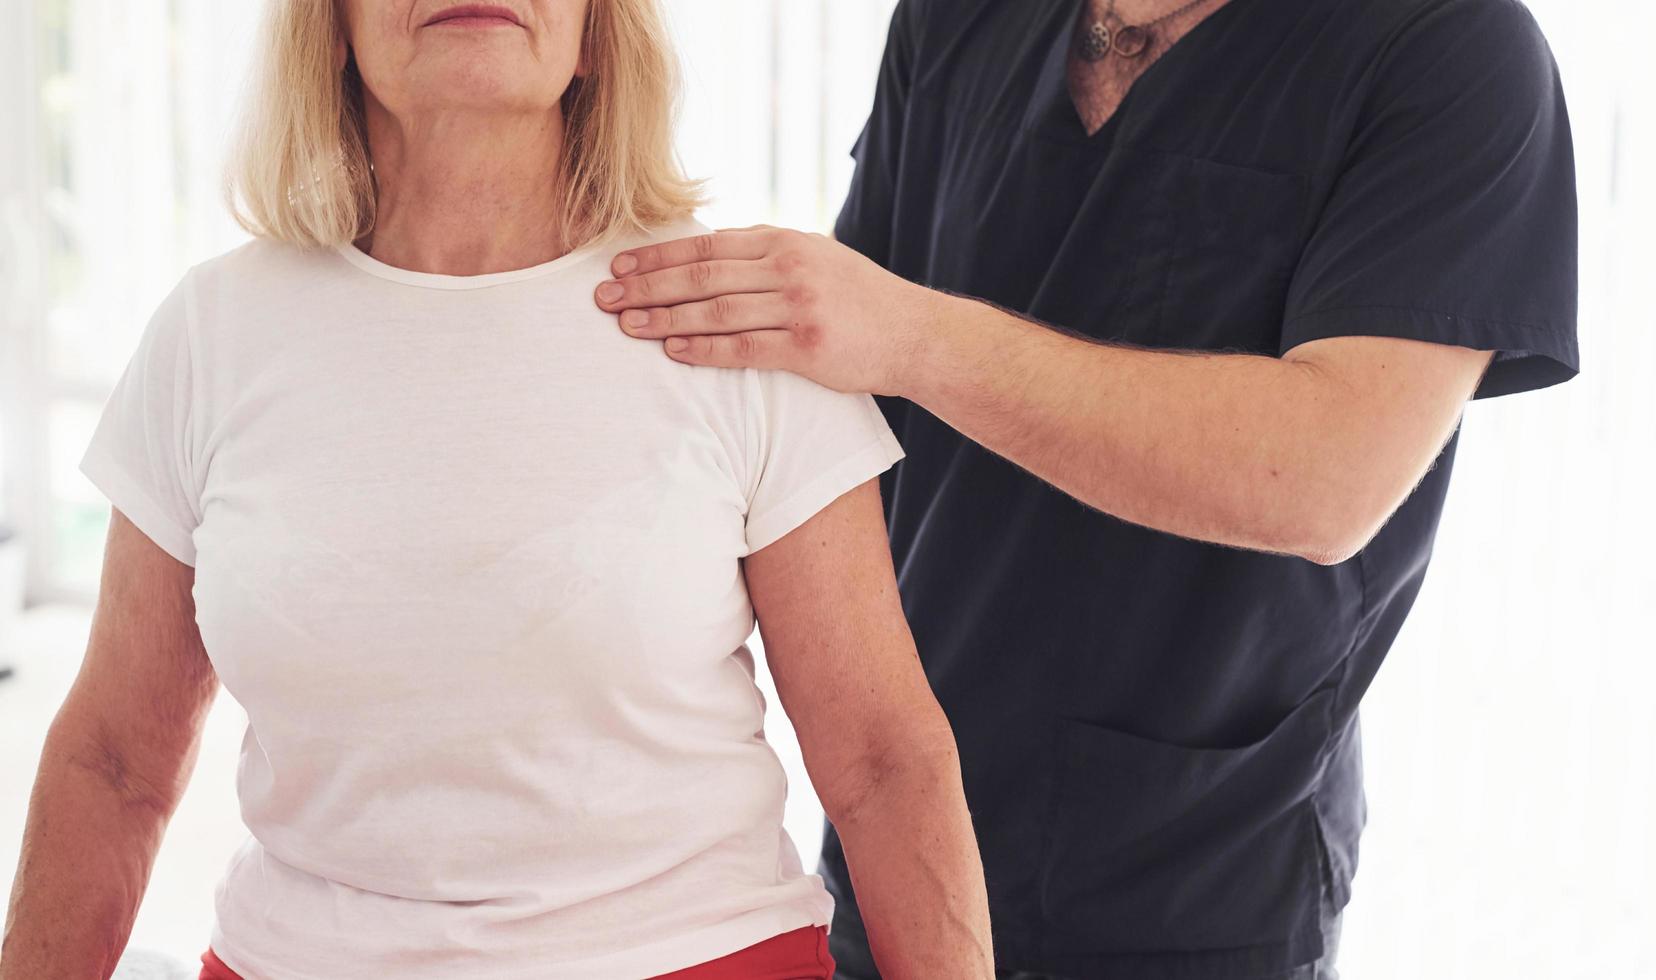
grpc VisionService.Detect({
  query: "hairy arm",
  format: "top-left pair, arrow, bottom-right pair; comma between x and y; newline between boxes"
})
599,229 -> 1495,565
743,479 -> 993,979
904,296 -> 1495,564
1,511 -> 217,979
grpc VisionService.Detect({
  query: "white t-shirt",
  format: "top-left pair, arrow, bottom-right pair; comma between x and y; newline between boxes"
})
78,216 -> 905,979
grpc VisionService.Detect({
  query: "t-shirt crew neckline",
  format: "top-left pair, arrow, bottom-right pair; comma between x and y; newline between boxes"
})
332,237 -> 607,290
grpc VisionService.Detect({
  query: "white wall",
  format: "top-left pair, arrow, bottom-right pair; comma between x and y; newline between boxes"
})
1339,1 -> 1656,974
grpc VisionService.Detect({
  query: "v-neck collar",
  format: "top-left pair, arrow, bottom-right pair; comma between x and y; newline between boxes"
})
1024,0 -> 1256,149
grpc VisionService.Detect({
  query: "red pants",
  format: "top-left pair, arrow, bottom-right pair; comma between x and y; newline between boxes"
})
198,925 -> 835,979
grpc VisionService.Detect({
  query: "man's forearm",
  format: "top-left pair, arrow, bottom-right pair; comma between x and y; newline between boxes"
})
831,745 -> 993,979
1,723 -> 179,979
593,227 -> 1489,562
898,291 -> 1487,564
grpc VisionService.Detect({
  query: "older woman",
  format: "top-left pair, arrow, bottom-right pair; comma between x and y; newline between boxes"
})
0,2 -> 993,978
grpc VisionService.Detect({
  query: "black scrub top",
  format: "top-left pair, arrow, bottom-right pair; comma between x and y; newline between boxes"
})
820,0 -> 1578,976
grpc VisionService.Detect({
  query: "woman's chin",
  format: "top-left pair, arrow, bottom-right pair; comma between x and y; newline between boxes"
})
403,65 -> 569,114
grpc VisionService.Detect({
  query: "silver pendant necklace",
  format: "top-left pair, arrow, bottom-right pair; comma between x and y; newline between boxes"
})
1079,0 -> 1214,61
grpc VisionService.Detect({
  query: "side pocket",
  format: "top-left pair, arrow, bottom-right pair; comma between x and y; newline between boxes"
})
1038,688 -> 1335,958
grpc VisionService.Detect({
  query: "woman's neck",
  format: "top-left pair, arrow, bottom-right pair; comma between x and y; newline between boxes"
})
357,100 -> 571,276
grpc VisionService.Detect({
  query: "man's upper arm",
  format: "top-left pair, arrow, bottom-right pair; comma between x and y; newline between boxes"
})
1280,335 -> 1494,563
1281,0 -> 1578,399
1284,335 -> 1494,432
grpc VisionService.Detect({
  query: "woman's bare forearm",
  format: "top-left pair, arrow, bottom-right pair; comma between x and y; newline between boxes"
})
829,738 -> 993,979
741,481 -> 992,974
0,718 -> 191,979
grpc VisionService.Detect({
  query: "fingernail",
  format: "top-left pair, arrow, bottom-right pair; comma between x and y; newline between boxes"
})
597,281 -> 624,303
613,254 -> 638,275
666,337 -> 689,353
621,309 -> 650,330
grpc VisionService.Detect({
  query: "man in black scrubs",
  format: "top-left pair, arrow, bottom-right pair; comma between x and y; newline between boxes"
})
594,0 -> 1579,976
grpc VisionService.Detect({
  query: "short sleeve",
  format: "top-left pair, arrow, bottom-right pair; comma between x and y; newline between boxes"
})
739,368 -> 906,556
1280,0 -> 1579,399
833,0 -> 919,268
78,269 -> 203,566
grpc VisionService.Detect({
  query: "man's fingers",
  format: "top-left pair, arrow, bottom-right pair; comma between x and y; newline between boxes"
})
663,329 -> 794,370
619,293 -> 792,339
595,258 -> 773,312
609,228 -> 774,279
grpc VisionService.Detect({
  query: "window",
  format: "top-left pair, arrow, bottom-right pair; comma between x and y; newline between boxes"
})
6,0 -> 263,601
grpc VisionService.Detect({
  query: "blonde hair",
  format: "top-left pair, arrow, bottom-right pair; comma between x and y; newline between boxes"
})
225,0 -> 704,250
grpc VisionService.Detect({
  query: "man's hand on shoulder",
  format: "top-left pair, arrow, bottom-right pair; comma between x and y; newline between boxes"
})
594,225 -> 938,396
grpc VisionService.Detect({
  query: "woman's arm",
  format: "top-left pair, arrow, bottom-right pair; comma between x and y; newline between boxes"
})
1,510 -> 218,979
743,479 -> 993,979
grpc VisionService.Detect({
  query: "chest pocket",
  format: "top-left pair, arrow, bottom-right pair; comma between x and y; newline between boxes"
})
1130,151 -> 1310,352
